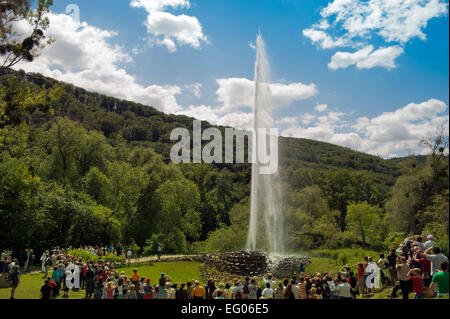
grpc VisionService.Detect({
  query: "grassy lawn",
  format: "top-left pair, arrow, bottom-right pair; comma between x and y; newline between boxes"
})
299,247 -> 381,276
0,261 -> 202,300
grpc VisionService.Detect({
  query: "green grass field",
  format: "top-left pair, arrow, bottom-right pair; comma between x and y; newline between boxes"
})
0,261 -> 202,300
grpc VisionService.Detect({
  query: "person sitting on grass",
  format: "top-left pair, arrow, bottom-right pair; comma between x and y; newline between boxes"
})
428,261 -> 449,298
387,256 -> 411,300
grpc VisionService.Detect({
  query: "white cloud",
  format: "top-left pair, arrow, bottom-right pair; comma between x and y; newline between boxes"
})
356,99 -> 448,145
303,0 -> 448,69
130,0 -> 207,52
13,13 -> 183,114
319,0 -> 448,43
302,28 -> 349,49
328,45 -> 404,70
315,104 -> 328,112
185,82 -> 202,98
176,105 -> 255,129
276,116 -> 299,125
216,77 -> 317,111
282,98 -> 449,157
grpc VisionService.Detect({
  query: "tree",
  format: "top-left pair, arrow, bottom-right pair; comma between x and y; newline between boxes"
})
1,0 -> 54,71
295,185 -> 329,228
0,76 -> 61,125
152,179 -> 201,252
346,202 -> 384,247
385,129 -> 449,235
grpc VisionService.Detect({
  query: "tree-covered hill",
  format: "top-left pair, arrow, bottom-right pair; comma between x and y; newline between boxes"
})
1,69 -> 447,256
3,69 -> 401,175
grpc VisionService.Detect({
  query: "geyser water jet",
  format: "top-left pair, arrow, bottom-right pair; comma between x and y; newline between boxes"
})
246,33 -> 285,254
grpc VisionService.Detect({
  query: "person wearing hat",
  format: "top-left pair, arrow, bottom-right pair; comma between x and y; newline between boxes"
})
192,280 -> 205,299
166,282 -> 176,299
159,273 -> 167,288
144,278 -> 153,299
424,235 -> 437,249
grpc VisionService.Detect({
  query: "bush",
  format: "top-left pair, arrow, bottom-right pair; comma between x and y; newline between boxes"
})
67,249 -> 123,263
383,232 -> 407,250
200,224 -> 246,253
143,231 -> 187,255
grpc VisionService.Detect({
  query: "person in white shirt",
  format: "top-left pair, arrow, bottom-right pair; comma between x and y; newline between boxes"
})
0,250 -> 7,273
40,251 -> 48,273
337,278 -> 353,299
247,278 -> 258,299
424,235 -> 437,250
424,246 -> 448,275
290,279 -> 300,299
231,281 -> 244,299
404,235 -> 426,251
261,282 -> 274,299
262,273 -> 277,289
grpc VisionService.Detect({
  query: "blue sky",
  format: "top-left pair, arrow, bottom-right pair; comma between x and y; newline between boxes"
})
19,0 -> 449,157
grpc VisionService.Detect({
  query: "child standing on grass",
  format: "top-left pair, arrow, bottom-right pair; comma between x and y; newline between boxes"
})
131,268 -> 139,289
408,268 -> 424,299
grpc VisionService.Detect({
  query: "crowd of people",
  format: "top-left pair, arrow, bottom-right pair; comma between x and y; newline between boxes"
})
1,235 -> 448,300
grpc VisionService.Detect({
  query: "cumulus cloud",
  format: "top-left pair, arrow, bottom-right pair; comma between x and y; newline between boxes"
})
175,76 -> 318,130
303,0 -> 448,69
315,104 -> 328,112
13,12 -> 183,113
216,77 -> 317,111
282,98 -> 449,157
130,0 -> 207,52
328,45 -> 404,70
185,82 -> 202,98
302,29 -> 349,49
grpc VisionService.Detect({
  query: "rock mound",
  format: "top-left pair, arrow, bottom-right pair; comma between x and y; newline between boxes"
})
202,251 -> 311,278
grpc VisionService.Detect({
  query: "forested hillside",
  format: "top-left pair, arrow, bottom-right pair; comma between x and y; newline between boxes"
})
1,69 -> 448,256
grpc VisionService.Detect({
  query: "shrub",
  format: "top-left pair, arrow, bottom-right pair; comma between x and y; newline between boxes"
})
68,249 -> 123,264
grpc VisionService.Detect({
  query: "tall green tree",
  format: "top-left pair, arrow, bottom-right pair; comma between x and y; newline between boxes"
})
346,201 -> 384,247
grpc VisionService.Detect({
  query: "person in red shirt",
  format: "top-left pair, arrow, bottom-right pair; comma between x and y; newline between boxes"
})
414,252 -> 431,287
354,263 -> 366,295
81,262 -> 88,289
408,268 -> 424,299
48,278 -> 57,298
